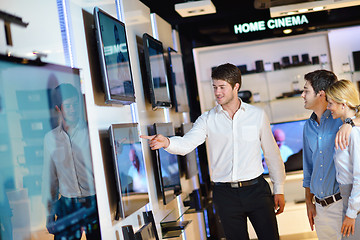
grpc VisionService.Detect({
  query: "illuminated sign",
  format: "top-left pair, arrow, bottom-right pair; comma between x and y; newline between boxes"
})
234,15 -> 309,34
104,43 -> 127,56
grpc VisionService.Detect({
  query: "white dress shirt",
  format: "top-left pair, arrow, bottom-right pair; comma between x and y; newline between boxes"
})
166,101 -> 285,194
42,122 -> 96,206
334,126 -> 360,218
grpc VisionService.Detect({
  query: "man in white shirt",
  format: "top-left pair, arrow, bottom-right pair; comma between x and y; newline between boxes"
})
141,63 -> 286,240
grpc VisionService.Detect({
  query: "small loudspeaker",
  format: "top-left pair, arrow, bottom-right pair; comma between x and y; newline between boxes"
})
255,60 -> 264,72
292,55 -> 299,65
353,51 -> 360,71
312,56 -> 319,65
273,62 -> 281,70
301,54 -> 310,64
282,56 -> 290,67
237,65 -> 247,74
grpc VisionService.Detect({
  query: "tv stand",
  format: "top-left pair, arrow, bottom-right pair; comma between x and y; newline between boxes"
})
160,207 -> 192,239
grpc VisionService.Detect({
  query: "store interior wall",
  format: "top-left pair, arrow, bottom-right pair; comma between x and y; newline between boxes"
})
0,0 -> 204,239
1,0 -> 360,240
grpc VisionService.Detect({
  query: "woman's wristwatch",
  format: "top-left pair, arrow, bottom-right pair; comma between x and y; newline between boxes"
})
345,117 -> 355,127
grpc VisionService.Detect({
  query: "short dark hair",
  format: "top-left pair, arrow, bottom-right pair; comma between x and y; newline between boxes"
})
52,83 -> 79,109
304,70 -> 337,94
211,63 -> 242,90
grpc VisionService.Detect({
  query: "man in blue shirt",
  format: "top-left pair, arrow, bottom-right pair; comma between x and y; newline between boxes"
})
302,70 -> 344,239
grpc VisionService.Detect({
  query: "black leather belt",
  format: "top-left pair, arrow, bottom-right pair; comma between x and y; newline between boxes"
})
214,176 -> 260,188
315,192 -> 342,207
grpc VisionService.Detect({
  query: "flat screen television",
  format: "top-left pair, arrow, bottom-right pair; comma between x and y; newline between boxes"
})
166,48 -> 189,112
0,54 -> 101,239
142,33 -> 172,110
262,119 -> 306,174
93,7 -> 135,105
150,123 -> 181,205
177,123 -> 198,179
108,123 -> 149,218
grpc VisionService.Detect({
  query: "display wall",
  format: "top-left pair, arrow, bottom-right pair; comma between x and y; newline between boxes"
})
0,0 -> 202,240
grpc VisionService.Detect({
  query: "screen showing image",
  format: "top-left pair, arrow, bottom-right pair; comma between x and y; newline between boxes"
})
166,48 -> 189,113
143,33 -> 172,109
94,7 -> 135,104
109,123 -> 149,218
262,119 -> 305,174
179,123 -> 198,179
0,54 -> 101,239
152,123 -> 181,205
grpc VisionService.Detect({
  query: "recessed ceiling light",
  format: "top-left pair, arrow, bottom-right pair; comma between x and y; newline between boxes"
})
313,6 -> 324,11
283,29 -> 292,34
287,11 -> 296,15
298,8 -> 308,13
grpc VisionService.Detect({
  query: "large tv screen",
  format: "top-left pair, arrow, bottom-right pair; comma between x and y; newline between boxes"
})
0,54 -> 101,239
177,123 -> 198,179
151,123 -> 181,205
166,48 -> 189,113
109,123 -> 149,218
262,119 -> 306,174
94,7 -> 135,105
142,33 -> 172,110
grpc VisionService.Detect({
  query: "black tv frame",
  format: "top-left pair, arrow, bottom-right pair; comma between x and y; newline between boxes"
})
150,123 -> 181,205
142,33 -> 172,110
108,123 -> 149,219
176,123 -> 199,179
166,47 -> 190,113
93,7 -> 135,105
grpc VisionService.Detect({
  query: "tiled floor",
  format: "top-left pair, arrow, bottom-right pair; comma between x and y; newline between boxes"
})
250,231 -> 318,240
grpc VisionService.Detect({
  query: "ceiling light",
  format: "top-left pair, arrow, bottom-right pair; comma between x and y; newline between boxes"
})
270,0 -> 360,18
298,8 -> 308,13
312,6 -> 325,11
283,29 -> 292,34
175,0 -> 216,18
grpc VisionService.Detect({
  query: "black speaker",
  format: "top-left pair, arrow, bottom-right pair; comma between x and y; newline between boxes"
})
255,60 -> 264,72
122,225 -> 135,240
292,55 -> 299,65
353,51 -> 360,71
312,56 -> 319,65
237,65 -> 247,74
282,56 -> 290,67
273,62 -> 281,70
238,90 -> 252,103
301,53 -> 310,64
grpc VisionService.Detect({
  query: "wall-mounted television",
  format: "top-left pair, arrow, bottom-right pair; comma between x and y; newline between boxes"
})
149,123 -> 181,205
262,119 -> 306,174
177,123 -> 198,179
93,7 -> 135,105
108,123 -> 149,218
0,54 -> 101,239
166,48 -> 189,112
142,33 -> 172,110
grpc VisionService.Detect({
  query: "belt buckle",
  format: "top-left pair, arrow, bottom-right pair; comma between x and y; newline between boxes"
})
231,182 -> 242,188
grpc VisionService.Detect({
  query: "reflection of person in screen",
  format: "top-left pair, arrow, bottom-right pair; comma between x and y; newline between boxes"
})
142,63 -> 285,240
273,129 -> 293,163
42,83 -> 101,239
128,146 -> 147,193
115,135 -> 147,193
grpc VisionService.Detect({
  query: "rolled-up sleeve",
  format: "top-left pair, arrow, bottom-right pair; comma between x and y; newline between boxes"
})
260,112 -> 286,194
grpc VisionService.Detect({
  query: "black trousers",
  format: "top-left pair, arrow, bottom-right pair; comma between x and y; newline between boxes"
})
213,176 -> 279,240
